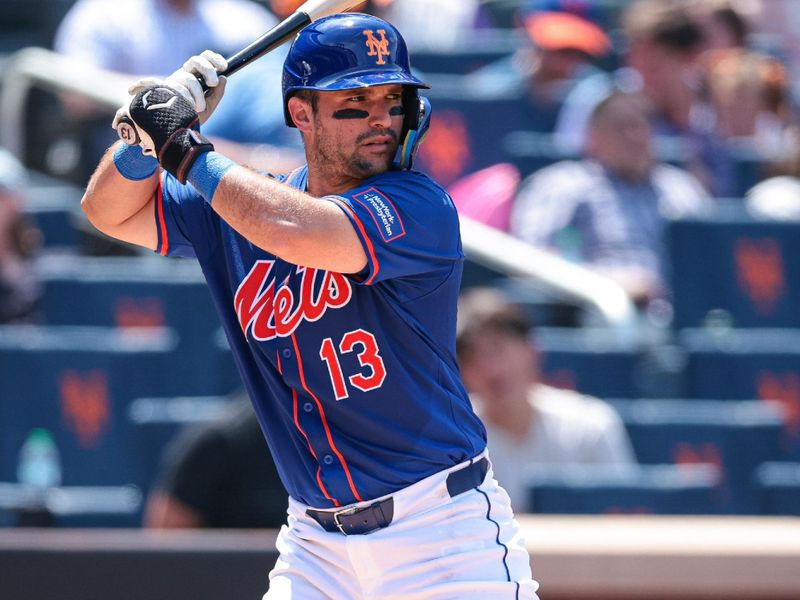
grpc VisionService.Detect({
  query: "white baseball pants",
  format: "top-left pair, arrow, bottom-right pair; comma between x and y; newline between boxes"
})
264,451 -> 539,599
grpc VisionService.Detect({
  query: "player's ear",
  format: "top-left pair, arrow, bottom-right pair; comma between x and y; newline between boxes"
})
287,96 -> 313,132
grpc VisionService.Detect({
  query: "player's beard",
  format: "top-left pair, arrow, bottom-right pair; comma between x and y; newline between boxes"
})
312,123 -> 398,180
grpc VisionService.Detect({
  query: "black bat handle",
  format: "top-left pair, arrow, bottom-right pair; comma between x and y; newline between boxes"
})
196,11 -> 312,92
116,115 -> 140,146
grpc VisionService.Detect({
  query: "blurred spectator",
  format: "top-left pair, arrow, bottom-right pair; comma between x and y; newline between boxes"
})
554,0 -> 709,170
691,0 -> 753,50
745,124 -> 800,221
613,0 -> 707,136
511,91 -> 711,305
748,0 -> 800,82
0,149 -> 41,324
702,48 -> 793,161
456,287 -> 636,513
264,0 -> 304,18
144,393 -> 288,528
368,0 -> 491,50
53,0 -> 276,77
52,0 -> 303,176
682,45 -> 796,198
467,0 -> 611,133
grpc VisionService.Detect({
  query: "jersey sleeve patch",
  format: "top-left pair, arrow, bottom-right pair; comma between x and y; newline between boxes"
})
351,187 -> 406,243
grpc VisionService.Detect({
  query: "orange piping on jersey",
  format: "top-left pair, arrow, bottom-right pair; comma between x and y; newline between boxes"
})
156,176 -> 169,256
292,388 -> 340,507
292,333 -> 364,503
276,350 -> 282,375
327,197 -> 380,285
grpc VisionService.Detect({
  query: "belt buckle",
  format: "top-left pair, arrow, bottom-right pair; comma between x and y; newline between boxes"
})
332,505 -> 361,535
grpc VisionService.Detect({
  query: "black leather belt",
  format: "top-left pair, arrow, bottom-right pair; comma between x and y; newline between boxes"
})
306,456 -> 489,536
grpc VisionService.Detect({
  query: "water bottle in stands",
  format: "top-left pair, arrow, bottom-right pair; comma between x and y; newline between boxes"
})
17,428 -> 62,488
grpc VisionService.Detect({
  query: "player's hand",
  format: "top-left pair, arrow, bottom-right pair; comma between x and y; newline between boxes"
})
124,84 -> 214,182
128,51 -> 228,125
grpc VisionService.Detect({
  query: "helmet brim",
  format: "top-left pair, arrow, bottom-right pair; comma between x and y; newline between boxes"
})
298,70 -> 430,92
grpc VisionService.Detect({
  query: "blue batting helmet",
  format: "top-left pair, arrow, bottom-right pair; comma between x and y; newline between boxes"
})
282,13 -> 432,168
282,14 -> 432,169
282,13 -> 428,126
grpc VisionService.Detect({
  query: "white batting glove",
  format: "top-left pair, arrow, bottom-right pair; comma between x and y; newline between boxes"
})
128,50 -> 229,124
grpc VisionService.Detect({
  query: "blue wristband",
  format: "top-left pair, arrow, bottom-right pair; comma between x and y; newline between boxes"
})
187,151 -> 237,205
112,143 -> 158,180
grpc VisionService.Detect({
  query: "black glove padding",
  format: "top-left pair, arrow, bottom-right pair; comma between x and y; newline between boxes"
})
127,85 -> 214,183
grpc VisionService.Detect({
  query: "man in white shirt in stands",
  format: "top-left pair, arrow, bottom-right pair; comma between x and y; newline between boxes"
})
456,287 -> 636,512
53,0 -> 303,177
53,0 -> 277,76
511,91 -> 710,306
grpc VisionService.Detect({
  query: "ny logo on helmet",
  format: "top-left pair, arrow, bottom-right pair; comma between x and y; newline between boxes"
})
363,29 -> 390,65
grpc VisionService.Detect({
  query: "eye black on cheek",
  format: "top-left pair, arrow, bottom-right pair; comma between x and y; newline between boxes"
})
389,106 -> 405,116
332,108 -> 370,119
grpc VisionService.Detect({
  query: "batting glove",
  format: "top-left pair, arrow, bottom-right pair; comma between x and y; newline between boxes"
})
129,51 -> 228,125
119,85 -> 214,183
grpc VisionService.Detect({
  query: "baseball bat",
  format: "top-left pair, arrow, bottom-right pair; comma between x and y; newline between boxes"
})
116,0 -> 364,146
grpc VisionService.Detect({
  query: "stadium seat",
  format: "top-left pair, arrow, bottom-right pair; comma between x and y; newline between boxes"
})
754,462 -> 800,516
414,85 -> 542,186
409,31 -> 520,75
0,482 -> 143,527
36,255 -> 218,346
0,0 -> 61,51
0,325 -> 229,499
534,327 -> 644,399
679,327 -> 800,461
528,464 -> 723,515
501,129 -> 579,177
667,211 -> 800,329
22,182 -> 84,250
611,399 -> 789,513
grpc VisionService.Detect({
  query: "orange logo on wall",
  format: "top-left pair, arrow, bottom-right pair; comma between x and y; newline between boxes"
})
674,442 -> 724,472
416,111 -> 471,186
734,237 -> 785,315
673,442 -> 727,504
114,298 -> 165,328
363,29 -> 390,65
59,370 -> 110,448
757,371 -> 800,440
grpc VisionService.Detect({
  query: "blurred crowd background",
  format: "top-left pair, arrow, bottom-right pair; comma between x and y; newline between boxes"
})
1,0 -> 800,529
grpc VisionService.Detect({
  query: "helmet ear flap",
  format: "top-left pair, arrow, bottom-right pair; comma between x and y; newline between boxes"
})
396,94 -> 431,170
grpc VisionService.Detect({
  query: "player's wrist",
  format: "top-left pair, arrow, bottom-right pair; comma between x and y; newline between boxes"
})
159,127 -> 215,183
186,151 -> 237,204
113,142 -> 158,181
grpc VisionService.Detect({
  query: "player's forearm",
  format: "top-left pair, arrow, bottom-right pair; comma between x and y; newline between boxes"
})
82,143 -> 158,231
190,155 -> 367,273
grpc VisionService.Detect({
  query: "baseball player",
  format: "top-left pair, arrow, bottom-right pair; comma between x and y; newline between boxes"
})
81,13 -> 539,599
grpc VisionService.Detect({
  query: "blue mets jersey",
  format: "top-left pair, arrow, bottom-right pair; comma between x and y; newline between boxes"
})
155,165 -> 487,508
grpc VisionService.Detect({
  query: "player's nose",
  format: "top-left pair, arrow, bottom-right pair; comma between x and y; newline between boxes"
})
367,106 -> 393,128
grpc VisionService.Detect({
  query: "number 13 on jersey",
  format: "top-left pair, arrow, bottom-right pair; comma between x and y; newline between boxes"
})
320,328 -> 387,400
